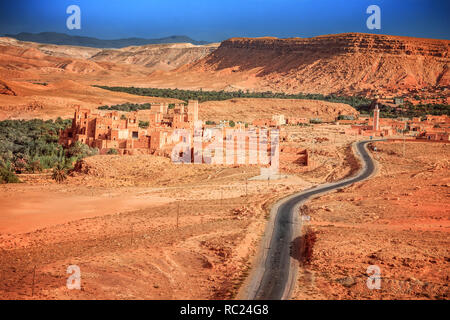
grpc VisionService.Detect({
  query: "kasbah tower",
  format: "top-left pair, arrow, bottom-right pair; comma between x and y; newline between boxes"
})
373,104 -> 380,131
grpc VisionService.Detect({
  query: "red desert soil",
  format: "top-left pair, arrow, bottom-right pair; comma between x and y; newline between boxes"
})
0,37 -> 215,119
199,98 -> 359,123
293,141 -> 450,300
0,79 -> 182,120
0,153 -> 307,300
0,126 -> 359,300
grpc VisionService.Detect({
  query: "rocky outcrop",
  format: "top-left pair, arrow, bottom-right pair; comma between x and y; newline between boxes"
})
0,80 -> 16,96
184,33 -> 450,96
220,33 -> 449,57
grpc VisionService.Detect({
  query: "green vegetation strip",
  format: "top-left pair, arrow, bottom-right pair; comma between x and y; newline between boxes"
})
93,85 -> 449,118
93,85 -> 372,107
0,119 -> 98,183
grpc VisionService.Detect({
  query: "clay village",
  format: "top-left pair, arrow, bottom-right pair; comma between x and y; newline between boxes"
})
59,100 -> 449,167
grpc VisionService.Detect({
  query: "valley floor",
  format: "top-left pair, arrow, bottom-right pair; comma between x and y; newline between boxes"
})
293,141 -> 449,300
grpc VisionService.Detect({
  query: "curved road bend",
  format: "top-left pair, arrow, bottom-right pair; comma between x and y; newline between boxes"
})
250,140 -> 378,300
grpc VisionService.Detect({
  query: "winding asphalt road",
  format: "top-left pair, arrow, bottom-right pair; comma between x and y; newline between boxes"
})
249,140 -> 377,300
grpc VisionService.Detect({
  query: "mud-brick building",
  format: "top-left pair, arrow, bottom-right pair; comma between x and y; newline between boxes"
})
59,106 -> 151,154
59,101 -> 200,155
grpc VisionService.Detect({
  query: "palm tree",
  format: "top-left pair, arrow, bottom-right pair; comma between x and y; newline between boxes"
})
52,151 -> 69,183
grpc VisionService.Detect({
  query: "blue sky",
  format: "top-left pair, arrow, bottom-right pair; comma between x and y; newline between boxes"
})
0,0 -> 449,41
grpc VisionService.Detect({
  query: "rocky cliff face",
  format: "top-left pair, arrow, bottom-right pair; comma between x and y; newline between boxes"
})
220,33 -> 449,57
183,33 -> 449,96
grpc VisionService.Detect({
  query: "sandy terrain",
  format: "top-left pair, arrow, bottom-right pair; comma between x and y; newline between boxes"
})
0,163 -> 291,299
0,126 -> 359,300
199,98 -> 358,123
293,141 -> 449,300
0,79 -> 182,120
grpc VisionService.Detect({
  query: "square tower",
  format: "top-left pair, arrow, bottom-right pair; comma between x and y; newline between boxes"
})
373,105 -> 380,131
187,100 -> 199,123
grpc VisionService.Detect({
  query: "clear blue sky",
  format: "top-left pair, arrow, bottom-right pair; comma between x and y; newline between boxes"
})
0,0 -> 449,41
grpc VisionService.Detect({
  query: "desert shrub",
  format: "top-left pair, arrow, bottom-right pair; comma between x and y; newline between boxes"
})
338,115 -> 355,120
138,121 -> 149,129
107,148 -> 118,155
66,141 -> 98,160
98,102 -> 151,112
13,157 -> 27,173
51,157 -> 70,183
0,161 -> 20,184
52,164 -> 67,183
26,159 -> 43,173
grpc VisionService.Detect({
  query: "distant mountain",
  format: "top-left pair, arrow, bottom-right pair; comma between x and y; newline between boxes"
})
3,32 -> 210,48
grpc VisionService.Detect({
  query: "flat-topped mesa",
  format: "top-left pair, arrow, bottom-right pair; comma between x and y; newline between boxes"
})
220,33 -> 450,57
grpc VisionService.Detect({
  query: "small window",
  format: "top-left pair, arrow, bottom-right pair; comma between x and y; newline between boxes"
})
132,131 -> 139,139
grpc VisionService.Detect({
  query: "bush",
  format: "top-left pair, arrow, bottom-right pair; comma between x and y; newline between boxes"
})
139,121 -> 149,129
52,164 -> 67,183
66,142 -> 98,160
27,159 -> 43,173
107,148 -> 118,155
0,161 -> 20,184
13,158 -> 27,173
98,102 -> 151,112
51,158 -> 69,183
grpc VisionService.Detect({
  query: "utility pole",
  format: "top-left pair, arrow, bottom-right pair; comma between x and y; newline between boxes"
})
403,132 -> 406,158
245,179 -> 248,200
177,202 -> 180,229
31,265 -> 36,297
130,224 -> 133,246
